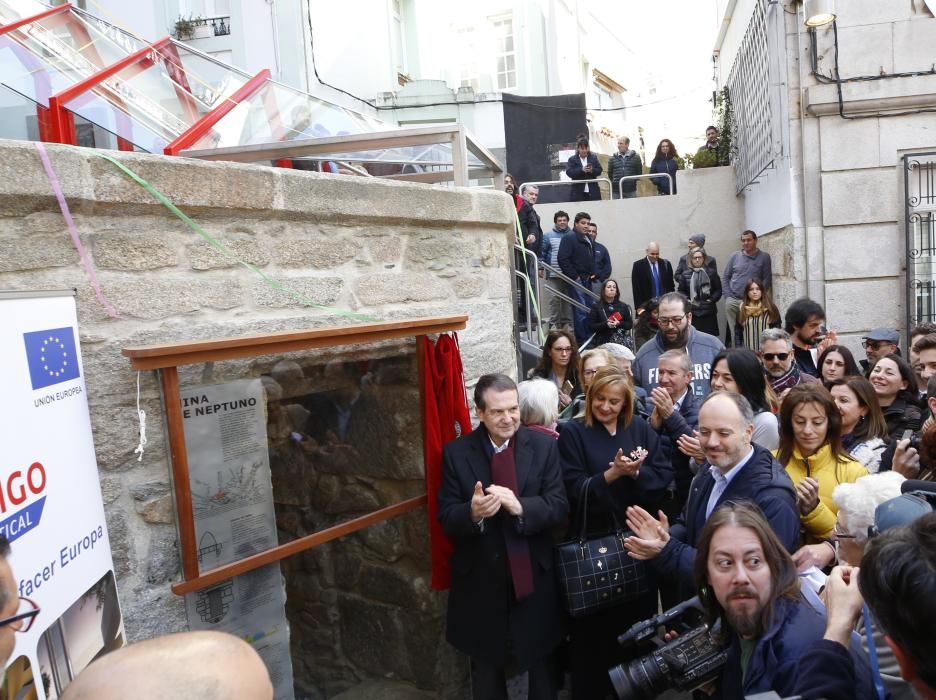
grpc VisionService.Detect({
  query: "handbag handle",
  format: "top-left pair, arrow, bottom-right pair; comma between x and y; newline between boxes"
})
577,476 -> 625,541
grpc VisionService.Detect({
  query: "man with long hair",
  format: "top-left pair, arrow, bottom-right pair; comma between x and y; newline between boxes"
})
691,502 -> 874,698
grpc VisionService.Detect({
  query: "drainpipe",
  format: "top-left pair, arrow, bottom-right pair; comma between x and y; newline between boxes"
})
794,0 -> 821,301
714,0 -> 739,55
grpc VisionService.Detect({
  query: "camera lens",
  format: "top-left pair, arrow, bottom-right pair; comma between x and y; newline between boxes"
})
609,653 -> 666,700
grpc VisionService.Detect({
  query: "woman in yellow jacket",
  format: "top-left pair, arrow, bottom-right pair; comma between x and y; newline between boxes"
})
774,384 -> 867,542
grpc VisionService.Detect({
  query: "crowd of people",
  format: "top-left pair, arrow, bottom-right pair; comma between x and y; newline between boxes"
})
437,196 -> 936,697
556,128 -> 729,202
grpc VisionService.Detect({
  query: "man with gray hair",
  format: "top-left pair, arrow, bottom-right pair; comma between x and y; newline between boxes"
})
622,391 -> 799,598
438,373 -> 567,699
649,350 -> 699,516
518,184 -> 543,257
760,327 -> 820,398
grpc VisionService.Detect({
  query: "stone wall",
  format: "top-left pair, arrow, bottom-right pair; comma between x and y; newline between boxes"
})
0,139 -> 517,696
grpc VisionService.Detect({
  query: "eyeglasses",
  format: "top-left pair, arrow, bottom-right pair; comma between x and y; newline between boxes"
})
552,346 -> 573,354
0,597 -> 40,633
658,316 -> 686,327
862,341 -> 892,351
762,353 -> 790,362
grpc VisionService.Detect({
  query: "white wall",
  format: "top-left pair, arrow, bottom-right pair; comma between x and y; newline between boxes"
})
533,166 -> 746,328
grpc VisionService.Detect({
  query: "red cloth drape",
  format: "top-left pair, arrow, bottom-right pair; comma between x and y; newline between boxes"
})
420,333 -> 472,590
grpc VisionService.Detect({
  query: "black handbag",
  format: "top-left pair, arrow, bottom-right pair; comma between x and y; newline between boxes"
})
555,477 -> 651,617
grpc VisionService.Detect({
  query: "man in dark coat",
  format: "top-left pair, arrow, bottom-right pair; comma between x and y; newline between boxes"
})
631,242 -> 675,310
438,374 -> 568,700
648,350 -> 699,520
517,185 -> 543,257
558,212 -> 597,344
623,392 -> 799,601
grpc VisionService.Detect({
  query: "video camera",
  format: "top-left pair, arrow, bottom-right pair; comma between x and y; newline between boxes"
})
609,596 -> 728,700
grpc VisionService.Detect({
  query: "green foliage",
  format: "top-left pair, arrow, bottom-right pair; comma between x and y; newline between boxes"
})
173,14 -> 204,39
714,87 -> 736,165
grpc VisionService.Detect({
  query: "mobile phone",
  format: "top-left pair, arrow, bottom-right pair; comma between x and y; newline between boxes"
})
562,380 -> 574,395
608,311 -> 623,323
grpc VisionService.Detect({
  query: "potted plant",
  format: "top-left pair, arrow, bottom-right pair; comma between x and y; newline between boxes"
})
173,14 -> 196,40
192,16 -> 213,39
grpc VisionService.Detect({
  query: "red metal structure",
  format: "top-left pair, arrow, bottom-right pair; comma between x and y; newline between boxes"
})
163,68 -> 271,156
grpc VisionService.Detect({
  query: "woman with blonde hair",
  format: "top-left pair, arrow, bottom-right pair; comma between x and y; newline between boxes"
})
558,366 -> 672,699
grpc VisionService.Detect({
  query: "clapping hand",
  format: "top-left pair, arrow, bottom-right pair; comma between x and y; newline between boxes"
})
485,484 -> 524,517
624,506 -> 670,560
470,481 -> 500,523
650,387 -> 675,419
607,447 -> 647,481
676,431 -> 706,462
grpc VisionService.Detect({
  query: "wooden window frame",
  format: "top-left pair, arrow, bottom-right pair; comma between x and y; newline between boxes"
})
123,315 -> 467,596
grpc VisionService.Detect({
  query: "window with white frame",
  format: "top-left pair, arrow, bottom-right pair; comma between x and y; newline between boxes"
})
491,15 -> 516,91
591,69 -> 623,110
391,0 -> 408,77
456,27 -> 480,91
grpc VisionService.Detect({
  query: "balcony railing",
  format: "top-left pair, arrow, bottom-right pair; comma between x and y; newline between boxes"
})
207,15 -> 230,36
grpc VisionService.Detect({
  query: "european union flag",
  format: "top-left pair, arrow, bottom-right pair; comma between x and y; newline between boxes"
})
23,326 -> 80,390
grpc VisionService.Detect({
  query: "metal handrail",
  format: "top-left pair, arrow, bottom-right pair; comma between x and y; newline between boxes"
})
537,259 -> 601,302
518,178 -> 612,198
513,268 -> 536,344
617,172 -> 674,198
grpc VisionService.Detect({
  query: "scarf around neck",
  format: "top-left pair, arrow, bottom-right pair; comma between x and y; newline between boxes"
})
768,362 -> 801,394
689,266 -> 711,303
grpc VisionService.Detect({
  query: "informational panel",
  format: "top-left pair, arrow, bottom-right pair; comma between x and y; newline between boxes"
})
180,379 -> 295,700
0,290 -> 124,699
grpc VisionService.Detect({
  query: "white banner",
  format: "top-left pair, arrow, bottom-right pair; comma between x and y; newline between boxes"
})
180,378 -> 294,700
0,290 -> 123,699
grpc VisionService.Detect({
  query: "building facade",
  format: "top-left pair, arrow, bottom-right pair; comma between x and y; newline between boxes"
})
715,0 -> 936,348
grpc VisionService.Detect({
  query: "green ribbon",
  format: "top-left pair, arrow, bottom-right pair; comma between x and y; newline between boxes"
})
95,153 -> 380,322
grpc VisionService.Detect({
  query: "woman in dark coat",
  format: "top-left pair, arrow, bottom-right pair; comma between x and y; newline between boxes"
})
649,138 -> 679,195
558,366 -> 673,699
587,279 -> 633,348
677,247 -> 722,337
869,353 -> 924,441
565,134 -> 603,201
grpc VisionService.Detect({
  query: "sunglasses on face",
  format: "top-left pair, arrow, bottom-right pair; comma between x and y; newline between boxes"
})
762,353 -> 790,361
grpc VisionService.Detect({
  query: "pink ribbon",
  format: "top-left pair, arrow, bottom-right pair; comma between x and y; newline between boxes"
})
35,142 -> 120,319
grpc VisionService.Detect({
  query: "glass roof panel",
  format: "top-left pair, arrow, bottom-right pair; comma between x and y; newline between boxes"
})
188,79 -> 389,151
60,46 -> 218,148
0,5 -> 135,107
154,41 -> 250,110
64,89 -> 170,153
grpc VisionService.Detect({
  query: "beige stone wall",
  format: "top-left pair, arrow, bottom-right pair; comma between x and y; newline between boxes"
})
0,138 -> 516,661
535,165 -> 747,332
